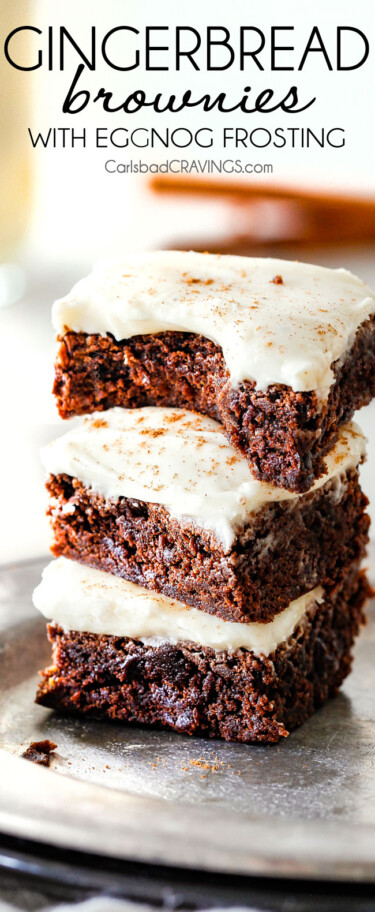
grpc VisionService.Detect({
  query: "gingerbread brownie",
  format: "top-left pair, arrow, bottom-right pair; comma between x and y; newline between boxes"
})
41,407 -> 369,624
52,251 -> 375,492
34,557 -> 369,744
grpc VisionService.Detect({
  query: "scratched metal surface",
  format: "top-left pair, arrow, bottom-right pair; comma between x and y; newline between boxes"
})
0,556 -> 375,881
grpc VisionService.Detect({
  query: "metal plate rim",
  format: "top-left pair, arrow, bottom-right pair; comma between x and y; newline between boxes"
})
2,556 -> 375,884
1,748 -> 375,883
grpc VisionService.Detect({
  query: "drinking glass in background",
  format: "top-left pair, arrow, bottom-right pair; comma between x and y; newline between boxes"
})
0,0 -> 32,307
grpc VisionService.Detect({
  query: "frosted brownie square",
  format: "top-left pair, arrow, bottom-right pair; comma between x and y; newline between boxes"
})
33,557 -> 369,744
52,251 -> 375,492
42,407 -> 369,624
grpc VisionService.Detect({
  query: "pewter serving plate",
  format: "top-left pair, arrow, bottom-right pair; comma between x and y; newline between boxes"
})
1,556 -> 375,883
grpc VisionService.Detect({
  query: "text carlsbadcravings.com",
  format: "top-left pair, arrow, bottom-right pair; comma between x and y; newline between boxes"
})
4,24 -> 370,116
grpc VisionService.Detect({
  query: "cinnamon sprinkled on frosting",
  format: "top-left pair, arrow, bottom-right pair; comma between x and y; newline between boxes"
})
41,407 -> 366,552
53,250 -> 375,396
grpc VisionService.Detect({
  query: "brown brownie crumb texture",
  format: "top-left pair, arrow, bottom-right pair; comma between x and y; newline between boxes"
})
46,469 -> 369,624
53,316 -> 375,492
21,739 -> 57,767
36,566 -> 369,744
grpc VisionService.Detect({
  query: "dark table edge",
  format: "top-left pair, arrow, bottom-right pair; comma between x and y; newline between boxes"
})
0,832 -> 375,912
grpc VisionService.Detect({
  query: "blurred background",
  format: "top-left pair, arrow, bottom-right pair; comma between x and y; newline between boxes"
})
1,0 -> 375,562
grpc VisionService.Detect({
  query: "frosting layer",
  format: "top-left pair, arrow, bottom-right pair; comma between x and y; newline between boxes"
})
52,250 -> 375,395
41,407 -> 366,552
33,558 -> 323,656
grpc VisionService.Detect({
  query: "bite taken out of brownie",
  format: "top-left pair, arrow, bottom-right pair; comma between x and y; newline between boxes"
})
52,251 -> 375,492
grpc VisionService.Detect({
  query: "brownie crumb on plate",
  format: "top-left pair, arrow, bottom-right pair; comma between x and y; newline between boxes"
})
21,739 -> 57,767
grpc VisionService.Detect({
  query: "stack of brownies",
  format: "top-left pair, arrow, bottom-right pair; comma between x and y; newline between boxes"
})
33,251 -> 375,743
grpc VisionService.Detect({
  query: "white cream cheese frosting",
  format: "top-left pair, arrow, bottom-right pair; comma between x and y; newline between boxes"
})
41,407 -> 366,552
33,558 -> 324,656
52,250 -> 375,395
